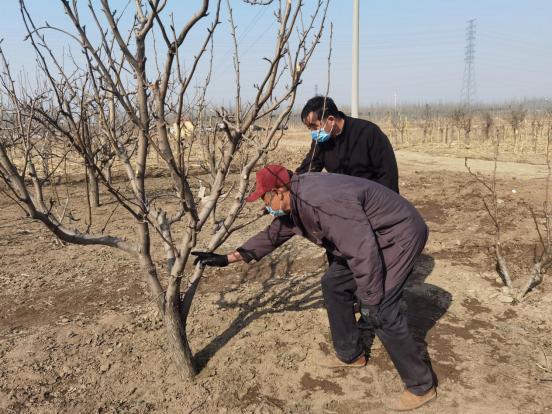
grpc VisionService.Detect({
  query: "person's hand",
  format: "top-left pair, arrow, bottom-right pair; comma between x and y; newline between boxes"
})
360,303 -> 380,326
191,251 -> 229,267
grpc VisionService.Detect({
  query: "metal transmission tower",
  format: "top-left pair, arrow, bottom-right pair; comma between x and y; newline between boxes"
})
461,19 -> 477,106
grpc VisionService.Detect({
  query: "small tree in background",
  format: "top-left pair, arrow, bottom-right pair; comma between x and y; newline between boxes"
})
482,111 -> 494,142
451,107 -> 472,147
391,111 -> 408,144
465,127 -> 551,302
421,104 -> 434,143
508,105 -> 527,151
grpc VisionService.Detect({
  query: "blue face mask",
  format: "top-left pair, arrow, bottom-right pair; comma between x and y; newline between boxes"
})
265,205 -> 287,217
311,129 -> 331,143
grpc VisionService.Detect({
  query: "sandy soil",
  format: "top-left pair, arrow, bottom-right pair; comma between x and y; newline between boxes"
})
1,136 -> 551,413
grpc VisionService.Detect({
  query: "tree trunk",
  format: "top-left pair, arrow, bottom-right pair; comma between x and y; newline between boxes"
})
164,293 -> 196,379
87,166 -> 100,207
162,267 -> 204,379
105,164 -> 113,186
521,261 -> 544,298
209,204 -> 217,234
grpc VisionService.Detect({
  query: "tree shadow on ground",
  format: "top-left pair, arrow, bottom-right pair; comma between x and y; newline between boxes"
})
195,251 -> 452,381
194,247 -> 326,371
403,254 -> 452,387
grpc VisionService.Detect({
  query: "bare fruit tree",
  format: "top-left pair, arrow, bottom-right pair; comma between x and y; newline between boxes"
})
508,104 -> 527,151
421,104 -> 434,143
0,0 -> 328,379
451,106 -> 472,147
481,111 -> 494,142
465,127 -> 551,302
391,111 -> 408,144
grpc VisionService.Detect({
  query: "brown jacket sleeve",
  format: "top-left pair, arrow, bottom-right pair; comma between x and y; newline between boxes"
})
316,204 -> 384,306
236,216 -> 296,263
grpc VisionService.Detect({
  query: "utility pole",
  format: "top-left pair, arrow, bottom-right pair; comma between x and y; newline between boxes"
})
351,0 -> 359,117
461,19 -> 476,106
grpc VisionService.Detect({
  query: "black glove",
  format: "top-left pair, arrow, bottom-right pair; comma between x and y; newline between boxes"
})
191,251 -> 229,267
360,303 -> 380,326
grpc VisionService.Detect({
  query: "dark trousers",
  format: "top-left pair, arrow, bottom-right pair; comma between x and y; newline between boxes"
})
321,243 -> 433,395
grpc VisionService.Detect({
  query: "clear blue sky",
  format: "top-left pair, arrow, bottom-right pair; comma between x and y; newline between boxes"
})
2,1 -> 551,108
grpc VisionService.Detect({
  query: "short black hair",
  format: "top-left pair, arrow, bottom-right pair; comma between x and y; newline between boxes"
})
300,96 -> 341,123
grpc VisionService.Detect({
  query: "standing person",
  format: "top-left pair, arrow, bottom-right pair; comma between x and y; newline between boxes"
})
193,165 -> 436,411
297,96 -> 400,353
297,95 -> 399,193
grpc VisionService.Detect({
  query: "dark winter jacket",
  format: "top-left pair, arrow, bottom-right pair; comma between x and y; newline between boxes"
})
237,173 -> 427,305
296,114 -> 399,193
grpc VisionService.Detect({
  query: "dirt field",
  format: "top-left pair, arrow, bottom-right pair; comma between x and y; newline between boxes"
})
1,134 -> 551,413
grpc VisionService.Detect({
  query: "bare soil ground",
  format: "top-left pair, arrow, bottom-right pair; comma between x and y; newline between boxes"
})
1,134 -> 552,413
